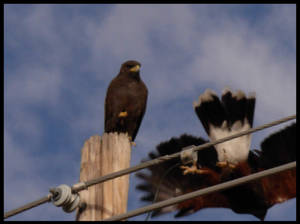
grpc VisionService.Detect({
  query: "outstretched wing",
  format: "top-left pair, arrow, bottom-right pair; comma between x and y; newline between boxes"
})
136,125 -> 296,220
225,122 -> 296,220
136,134 -> 229,218
255,123 -> 296,208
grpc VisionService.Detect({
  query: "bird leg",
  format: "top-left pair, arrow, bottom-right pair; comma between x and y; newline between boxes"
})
216,149 -> 236,169
128,136 -> 136,147
118,111 -> 128,118
216,161 -> 236,169
180,161 -> 211,175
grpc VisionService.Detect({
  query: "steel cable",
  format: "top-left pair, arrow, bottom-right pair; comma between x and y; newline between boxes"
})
4,114 -> 296,219
104,161 -> 296,221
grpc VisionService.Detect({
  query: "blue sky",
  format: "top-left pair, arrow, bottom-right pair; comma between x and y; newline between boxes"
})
4,4 -> 296,221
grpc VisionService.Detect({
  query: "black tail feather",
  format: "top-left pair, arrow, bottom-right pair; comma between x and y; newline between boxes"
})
194,88 -> 256,135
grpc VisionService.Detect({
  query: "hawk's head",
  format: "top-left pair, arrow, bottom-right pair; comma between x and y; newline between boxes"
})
120,60 -> 141,76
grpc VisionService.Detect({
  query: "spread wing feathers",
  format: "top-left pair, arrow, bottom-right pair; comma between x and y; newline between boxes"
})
258,122 -> 296,169
193,88 -> 256,164
136,123 -> 296,220
136,134 -> 229,217
224,122 -> 296,219
255,122 -> 296,207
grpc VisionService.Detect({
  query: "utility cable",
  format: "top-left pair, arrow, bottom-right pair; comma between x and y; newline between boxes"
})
4,194 -> 52,219
104,161 -> 296,221
71,114 -> 296,194
4,114 -> 296,219
145,162 -> 181,221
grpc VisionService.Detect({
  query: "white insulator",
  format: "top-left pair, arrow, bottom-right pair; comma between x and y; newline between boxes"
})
51,184 -> 81,213
62,193 -> 81,213
52,184 -> 72,207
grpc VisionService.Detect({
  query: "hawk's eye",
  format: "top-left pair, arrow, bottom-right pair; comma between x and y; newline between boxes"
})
127,65 -> 133,68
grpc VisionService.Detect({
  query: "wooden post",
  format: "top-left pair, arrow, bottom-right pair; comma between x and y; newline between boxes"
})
76,133 -> 132,221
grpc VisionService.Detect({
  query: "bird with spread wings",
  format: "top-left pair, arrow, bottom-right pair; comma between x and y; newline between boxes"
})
136,89 -> 295,220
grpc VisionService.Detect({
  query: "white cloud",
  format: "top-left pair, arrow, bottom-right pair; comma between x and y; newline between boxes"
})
4,132 -> 48,210
82,4 -> 296,122
4,128 -> 79,221
6,66 -> 63,106
4,4 -> 295,221
188,26 -> 295,121
259,5 -> 296,50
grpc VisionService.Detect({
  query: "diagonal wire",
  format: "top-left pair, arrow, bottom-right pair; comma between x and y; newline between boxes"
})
145,162 -> 181,221
72,114 -> 296,193
4,194 -> 53,219
3,114 -> 296,219
104,161 -> 296,221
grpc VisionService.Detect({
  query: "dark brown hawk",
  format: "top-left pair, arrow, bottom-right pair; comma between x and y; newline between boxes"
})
105,60 -> 148,142
136,89 -> 295,220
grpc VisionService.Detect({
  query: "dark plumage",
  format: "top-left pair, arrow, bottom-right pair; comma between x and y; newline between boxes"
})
136,88 -> 295,220
105,60 -> 148,141
136,124 -> 296,220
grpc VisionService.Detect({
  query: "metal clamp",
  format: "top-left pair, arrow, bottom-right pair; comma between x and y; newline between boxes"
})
50,184 -> 81,213
180,145 -> 198,165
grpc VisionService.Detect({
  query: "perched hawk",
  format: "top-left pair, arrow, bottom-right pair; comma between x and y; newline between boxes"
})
136,89 -> 295,220
105,60 -> 148,142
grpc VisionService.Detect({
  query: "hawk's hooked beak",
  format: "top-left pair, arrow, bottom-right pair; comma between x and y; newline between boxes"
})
129,65 -> 140,72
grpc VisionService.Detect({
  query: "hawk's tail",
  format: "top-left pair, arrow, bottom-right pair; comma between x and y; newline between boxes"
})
193,88 -> 256,137
193,88 -> 256,163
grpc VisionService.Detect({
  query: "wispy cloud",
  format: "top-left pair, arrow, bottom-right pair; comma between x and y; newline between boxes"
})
4,4 -> 295,221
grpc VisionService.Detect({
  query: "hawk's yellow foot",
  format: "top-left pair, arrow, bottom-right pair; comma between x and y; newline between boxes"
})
216,161 -> 236,169
180,162 -> 211,175
128,136 -> 136,146
119,111 -> 128,118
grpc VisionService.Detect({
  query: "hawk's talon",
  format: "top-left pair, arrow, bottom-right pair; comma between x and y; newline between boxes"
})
119,111 -> 128,118
216,161 -> 236,169
180,164 -> 210,175
128,136 -> 136,146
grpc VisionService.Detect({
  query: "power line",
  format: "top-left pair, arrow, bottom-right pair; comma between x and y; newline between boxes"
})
145,162 -> 181,221
104,161 -> 296,221
4,194 -> 52,219
72,114 -> 296,193
4,114 -> 296,219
